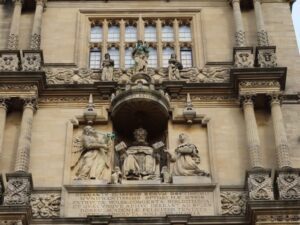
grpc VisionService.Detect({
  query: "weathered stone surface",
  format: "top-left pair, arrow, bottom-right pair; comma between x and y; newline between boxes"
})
30,193 -> 61,218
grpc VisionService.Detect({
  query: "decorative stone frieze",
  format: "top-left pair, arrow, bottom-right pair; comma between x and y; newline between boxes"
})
220,191 -> 247,216
247,169 -> 274,200
239,80 -> 280,89
0,50 -> 20,71
276,168 -> 300,200
233,47 -> 254,68
21,50 -> 43,71
0,220 -> 22,225
256,46 -> 277,68
257,214 -> 300,223
30,193 -> 61,218
3,173 -> 32,206
45,66 -> 230,85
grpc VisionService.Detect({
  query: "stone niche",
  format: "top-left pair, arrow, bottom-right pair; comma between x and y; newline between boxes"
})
61,73 -> 220,217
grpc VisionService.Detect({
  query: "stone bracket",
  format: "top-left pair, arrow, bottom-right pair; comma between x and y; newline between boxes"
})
233,47 -> 254,68
0,50 -> 21,72
246,168 -> 274,201
3,172 -> 33,206
275,168 -> 300,200
255,46 -> 277,68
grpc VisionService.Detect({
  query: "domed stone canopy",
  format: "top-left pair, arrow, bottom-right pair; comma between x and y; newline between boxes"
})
110,74 -> 170,140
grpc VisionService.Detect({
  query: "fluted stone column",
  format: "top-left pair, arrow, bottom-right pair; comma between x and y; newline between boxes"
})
7,0 -> 23,49
242,95 -> 262,168
30,0 -> 46,50
0,98 -> 8,156
269,94 -> 291,168
3,98 -> 36,206
14,98 -> 37,172
253,0 -> 269,46
231,0 -> 246,47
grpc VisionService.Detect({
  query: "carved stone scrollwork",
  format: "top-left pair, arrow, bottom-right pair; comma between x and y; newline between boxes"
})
31,193 -> 61,218
247,170 -> 274,200
3,173 -> 32,206
276,169 -> 300,200
0,221 -> 22,225
257,47 -> 277,68
22,52 -> 42,71
220,191 -> 247,216
0,51 -> 20,71
7,34 -> 19,50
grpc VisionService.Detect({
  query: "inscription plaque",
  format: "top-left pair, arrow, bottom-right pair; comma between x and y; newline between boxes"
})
66,191 -> 215,217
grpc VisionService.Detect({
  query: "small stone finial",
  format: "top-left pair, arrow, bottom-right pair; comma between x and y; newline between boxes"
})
183,93 -> 196,124
83,94 -> 97,125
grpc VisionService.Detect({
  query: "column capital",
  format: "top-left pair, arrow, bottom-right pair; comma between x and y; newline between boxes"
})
22,97 -> 38,111
239,93 -> 256,106
12,0 -> 24,5
0,97 -> 10,110
268,92 -> 283,106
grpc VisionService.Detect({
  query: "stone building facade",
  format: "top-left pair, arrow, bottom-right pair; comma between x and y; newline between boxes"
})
0,0 -> 299,224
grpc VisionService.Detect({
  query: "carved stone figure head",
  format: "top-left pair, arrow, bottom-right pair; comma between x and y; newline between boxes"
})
83,125 -> 94,136
178,133 -> 188,144
133,127 -> 148,145
105,53 -> 110,60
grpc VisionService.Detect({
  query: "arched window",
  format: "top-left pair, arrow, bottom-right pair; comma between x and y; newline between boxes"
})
162,47 -> 174,67
162,25 -> 174,42
89,48 -> 101,69
125,25 -> 137,42
90,26 -> 102,42
108,47 -> 119,68
125,47 -> 135,68
145,25 -> 157,42
108,25 -> 120,42
179,25 -> 191,42
148,47 -> 157,68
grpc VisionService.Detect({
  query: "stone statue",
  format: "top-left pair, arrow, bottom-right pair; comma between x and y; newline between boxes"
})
101,53 -> 114,81
166,133 -> 209,176
168,53 -> 183,80
71,126 -> 112,181
111,166 -> 122,184
132,40 -> 149,73
116,128 -> 159,180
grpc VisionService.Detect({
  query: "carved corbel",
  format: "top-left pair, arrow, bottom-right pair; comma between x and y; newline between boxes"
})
276,168 -> 300,200
0,50 -> 21,72
233,47 -> 254,68
21,50 -> 43,71
256,46 -> 277,68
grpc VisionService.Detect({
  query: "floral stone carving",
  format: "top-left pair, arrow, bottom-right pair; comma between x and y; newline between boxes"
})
277,170 -> 300,200
257,48 -> 277,68
234,48 -> 254,68
22,52 -> 42,71
31,193 -> 61,218
3,176 -> 31,205
247,171 -> 274,200
220,191 -> 247,216
0,52 -> 19,71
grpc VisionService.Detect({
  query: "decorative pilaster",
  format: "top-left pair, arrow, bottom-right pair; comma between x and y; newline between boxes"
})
30,0 -> 47,50
241,94 -> 262,168
7,0 -> 23,50
14,98 -> 37,172
230,0 -> 246,47
0,98 -> 8,156
269,93 -> 291,169
253,0 -> 269,46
